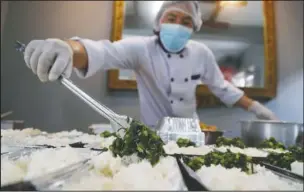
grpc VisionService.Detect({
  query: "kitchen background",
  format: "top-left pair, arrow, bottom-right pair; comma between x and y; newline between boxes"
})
1,1 -> 303,136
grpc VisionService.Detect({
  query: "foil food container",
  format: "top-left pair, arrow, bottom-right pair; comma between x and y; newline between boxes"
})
36,160 -> 100,190
157,117 -> 205,147
1,146 -> 44,160
1,146 -> 99,161
1,148 -> 102,190
1,145 -> 32,155
36,156 -> 186,191
1,158 -> 93,190
32,158 -> 92,190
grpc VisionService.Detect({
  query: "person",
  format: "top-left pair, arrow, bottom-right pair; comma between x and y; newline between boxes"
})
23,1 -> 278,129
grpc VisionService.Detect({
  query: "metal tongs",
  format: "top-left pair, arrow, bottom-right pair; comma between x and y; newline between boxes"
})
15,41 -> 132,133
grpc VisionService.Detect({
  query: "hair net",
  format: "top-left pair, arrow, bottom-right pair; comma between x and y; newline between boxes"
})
153,1 -> 202,32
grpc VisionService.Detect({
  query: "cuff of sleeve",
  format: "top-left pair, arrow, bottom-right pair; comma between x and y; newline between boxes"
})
221,84 -> 245,107
70,37 -> 102,79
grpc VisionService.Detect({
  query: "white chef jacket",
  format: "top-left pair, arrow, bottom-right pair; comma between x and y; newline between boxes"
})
72,36 -> 244,128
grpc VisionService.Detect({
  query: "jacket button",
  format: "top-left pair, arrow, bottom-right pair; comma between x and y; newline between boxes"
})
171,78 -> 174,82
180,98 -> 184,101
171,100 -> 173,104
167,54 -> 171,58
184,78 -> 188,82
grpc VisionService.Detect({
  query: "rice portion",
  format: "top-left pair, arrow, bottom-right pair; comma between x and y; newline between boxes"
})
62,173 -> 114,191
163,141 -> 214,155
1,128 -> 43,137
62,154 -> 184,191
1,158 -> 27,186
24,147 -> 87,180
1,128 -> 112,149
1,147 -> 91,185
110,160 -> 171,190
48,129 -> 84,138
91,151 -> 124,177
291,161 -> 304,176
196,164 -> 303,190
99,136 -> 116,149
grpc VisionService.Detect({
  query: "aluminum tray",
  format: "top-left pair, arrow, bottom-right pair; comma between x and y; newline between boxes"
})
1,146 -> 44,160
1,148 -> 102,189
253,162 -> 304,183
34,156 -> 186,191
32,158 -> 93,190
157,117 -> 205,147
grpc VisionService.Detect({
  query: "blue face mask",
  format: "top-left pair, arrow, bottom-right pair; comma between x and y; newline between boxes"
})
159,23 -> 193,53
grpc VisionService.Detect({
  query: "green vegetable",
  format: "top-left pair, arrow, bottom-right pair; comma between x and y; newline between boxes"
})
108,120 -> 166,166
183,150 -> 252,173
215,136 -> 246,149
100,131 -> 116,138
265,152 -> 295,170
287,145 -> 304,162
258,137 -> 286,150
257,141 -> 303,169
176,138 -> 196,148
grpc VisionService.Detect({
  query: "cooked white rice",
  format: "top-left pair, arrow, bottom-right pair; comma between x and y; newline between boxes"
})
1,129 -> 111,149
1,158 -> 27,186
62,154 -> 184,191
1,128 -> 43,137
163,141 -> 214,155
196,164 -> 303,190
291,161 -> 304,176
2,128 -> 303,190
62,173 -> 114,191
1,147 -> 92,185
48,129 -> 84,138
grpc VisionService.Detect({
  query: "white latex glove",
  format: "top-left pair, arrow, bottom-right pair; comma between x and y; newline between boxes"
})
248,101 -> 279,121
24,38 -> 73,82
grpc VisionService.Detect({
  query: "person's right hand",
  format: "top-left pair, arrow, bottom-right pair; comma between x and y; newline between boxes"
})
24,38 -> 73,82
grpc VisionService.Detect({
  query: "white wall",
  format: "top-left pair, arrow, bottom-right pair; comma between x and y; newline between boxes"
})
1,1 -> 303,135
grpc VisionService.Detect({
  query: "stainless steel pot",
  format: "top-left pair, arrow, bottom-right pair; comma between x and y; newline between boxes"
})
240,120 -> 304,147
202,130 -> 224,145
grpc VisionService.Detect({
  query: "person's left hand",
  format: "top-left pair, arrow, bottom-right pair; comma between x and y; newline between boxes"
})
248,101 -> 279,120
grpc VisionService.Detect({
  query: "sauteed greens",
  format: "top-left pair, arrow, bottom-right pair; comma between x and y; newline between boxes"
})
265,152 -> 296,170
258,137 -> 286,150
258,138 -> 304,164
100,130 -> 116,138
176,138 -> 196,148
215,136 -> 246,149
287,146 -> 304,162
100,124 -> 303,172
182,150 -> 252,173
101,120 -> 166,166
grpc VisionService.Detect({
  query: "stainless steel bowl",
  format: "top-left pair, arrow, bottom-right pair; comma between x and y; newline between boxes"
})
240,120 -> 304,147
